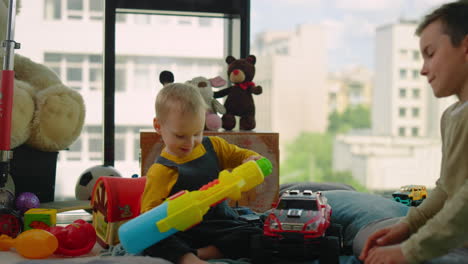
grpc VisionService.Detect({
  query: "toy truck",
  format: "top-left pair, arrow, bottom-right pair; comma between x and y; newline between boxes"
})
392,185 -> 427,206
251,190 -> 342,264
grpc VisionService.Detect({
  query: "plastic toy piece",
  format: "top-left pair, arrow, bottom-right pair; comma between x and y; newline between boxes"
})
252,190 -> 341,264
118,157 -> 273,254
0,229 -> 58,259
392,185 -> 427,206
46,219 -> 96,256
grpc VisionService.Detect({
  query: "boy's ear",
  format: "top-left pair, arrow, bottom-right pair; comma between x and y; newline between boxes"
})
463,35 -> 468,59
153,117 -> 161,133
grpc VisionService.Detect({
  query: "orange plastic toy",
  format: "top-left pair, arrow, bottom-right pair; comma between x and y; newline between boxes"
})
0,229 -> 58,259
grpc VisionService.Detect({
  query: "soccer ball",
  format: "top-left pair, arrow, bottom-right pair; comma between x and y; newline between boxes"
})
75,165 -> 122,200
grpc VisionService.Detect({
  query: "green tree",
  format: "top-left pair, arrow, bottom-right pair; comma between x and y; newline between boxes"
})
280,132 -> 367,192
327,104 -> 371,134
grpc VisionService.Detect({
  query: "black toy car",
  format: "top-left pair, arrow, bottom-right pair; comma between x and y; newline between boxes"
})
251,190 -> 342,264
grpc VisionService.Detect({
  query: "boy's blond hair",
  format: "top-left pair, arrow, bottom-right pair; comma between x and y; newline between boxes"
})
155,83 -> 208,122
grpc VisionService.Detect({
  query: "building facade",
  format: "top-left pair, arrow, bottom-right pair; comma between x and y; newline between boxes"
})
328,66 -> 373,114
16,0 -> 230,199
332,21 -> 456,190
253,24 -> 329,151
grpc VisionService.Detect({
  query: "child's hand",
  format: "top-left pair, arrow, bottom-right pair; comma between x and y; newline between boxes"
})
363,244 -> 407,264
242,155 -> 262,163
359,222 -> 410,260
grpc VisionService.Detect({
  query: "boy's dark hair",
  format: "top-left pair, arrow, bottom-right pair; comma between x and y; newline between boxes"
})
416,0 -> 468,46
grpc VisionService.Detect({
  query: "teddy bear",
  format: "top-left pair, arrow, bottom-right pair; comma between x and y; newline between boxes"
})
158,71 -> 226,131
213,55 -> 262,131
185,76 -> 226,131
0,0 -> 85,152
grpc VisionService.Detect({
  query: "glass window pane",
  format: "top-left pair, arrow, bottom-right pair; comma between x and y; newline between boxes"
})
67,0 -> 83,11
89,0 -> 103,11
115,138 -> 125,161
67,68 -> 82,81
44,0 -> 61,20
199,17 -> 212,27
115,68 -> 126,92
66,54 -> 83,62
89,68 -> 101,82
89,138 -> 102,152
44,53 -> 62,62
90,55 -> 102,63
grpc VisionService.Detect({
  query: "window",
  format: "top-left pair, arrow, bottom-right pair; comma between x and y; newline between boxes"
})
199,17 -> 212,27
133,128 -> 141,162
67,0 -> 83,19
399,49 -> 407,57
399,69 -> 407,79
44,53 -> 62,77
412,69 -> 419,80
67,138 -> 82,161
412,108 -> 420,117
413,50 -> 420,61
399,127 -> 406,136
44,0 -> 61,20
89,0 -> 103,20
412,127 -> 419,137
178,17 -> 192,25
116,13 -> 127,23
412,88 -> 420,99
88,126 -> 103,161
134,14 -> 151,24
115,68 -> 126,92
115,127 -> 126,161
399,88 -> 406,98
67,68 -> 82,82
399,107 -> 406,117
45,0 -> 105,21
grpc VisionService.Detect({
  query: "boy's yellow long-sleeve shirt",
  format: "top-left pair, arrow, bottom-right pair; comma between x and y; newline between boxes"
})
401,101 -> 468,263
140,136 -> 259,213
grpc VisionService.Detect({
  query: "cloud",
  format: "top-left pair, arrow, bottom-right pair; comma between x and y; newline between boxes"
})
321,15 -> 376,49
334,0 -> 403,12
272,0 -> 322,6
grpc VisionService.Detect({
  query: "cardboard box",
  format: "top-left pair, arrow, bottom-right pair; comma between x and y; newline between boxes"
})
140,131 -> 279,212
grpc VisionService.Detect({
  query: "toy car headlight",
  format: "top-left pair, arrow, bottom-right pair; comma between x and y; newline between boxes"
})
305,221 -> 319,231
265,215 -> 281,231
270,221 -> 280,230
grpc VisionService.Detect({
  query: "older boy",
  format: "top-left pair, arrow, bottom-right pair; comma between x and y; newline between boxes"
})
140,83 -> 262,264
360,1 -> 468,264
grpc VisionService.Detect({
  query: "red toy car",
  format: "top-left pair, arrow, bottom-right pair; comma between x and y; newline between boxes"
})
252,190 -> 342,264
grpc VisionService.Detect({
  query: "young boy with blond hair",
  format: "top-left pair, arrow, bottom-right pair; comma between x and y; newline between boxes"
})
359,1 -> 468,263
140,83 -> 262,264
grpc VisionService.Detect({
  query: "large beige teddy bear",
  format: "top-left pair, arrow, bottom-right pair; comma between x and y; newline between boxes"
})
0,0 -> 85,152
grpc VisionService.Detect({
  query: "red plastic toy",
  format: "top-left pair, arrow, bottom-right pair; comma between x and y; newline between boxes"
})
46,219 -> 96,256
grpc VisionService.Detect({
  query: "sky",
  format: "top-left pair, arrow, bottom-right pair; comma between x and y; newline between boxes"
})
250,0 -> 451,72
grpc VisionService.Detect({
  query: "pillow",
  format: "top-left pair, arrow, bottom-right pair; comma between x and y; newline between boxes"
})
320,190 -> 409,249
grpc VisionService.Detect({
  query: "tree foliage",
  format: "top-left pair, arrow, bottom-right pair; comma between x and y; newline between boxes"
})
327,104 -> 371,134
280,105 -> 372,191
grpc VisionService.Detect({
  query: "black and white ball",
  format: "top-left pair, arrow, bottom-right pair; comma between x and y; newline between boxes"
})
75,165 -> 122,200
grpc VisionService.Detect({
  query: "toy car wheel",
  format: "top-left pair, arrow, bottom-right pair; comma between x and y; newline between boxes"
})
319,236 -> 340,264
326,223 -> 343,253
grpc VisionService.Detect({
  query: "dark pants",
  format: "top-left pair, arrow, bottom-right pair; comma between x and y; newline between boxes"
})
143,219 -> 263,263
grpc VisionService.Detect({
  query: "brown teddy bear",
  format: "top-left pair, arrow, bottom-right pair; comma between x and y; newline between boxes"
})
214,55 -> 262,130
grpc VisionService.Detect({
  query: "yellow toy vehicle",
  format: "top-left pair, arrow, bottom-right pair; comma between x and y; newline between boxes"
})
392,185 -> 427,206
